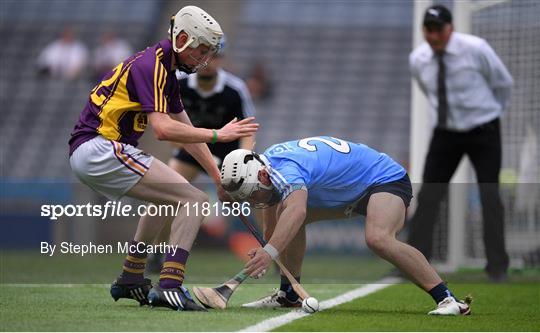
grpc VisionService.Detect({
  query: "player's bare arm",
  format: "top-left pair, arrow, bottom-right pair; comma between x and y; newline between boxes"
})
261,204 -> 278,241
239,135 -> 256,150
169,112 -> 233,201
245,190 -> 307,277
149,112 -> 258,144
169,112 -> 221,182
268,190 -> 307,253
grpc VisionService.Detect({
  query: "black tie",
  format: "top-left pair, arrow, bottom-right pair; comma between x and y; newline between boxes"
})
437,52 -> 448,128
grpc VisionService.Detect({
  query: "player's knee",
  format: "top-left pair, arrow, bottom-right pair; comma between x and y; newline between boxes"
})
168,187 -> 208,208
365,231 -> 390,253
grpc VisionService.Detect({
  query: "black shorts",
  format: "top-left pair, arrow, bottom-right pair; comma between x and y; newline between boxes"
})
173,142 -> 239,173
350,174 -> 413,216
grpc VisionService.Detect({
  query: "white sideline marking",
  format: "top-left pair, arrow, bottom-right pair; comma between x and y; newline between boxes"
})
239,277 -> 401,332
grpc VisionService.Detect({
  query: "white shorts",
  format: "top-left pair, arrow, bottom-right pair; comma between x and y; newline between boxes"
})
70,136 -> 154,200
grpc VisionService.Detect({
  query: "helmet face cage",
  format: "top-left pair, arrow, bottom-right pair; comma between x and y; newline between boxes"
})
184,36 -> 220,72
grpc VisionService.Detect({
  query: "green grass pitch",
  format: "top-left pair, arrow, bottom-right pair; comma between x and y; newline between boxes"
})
1,251 -> 539,331
278,283 -> 540,332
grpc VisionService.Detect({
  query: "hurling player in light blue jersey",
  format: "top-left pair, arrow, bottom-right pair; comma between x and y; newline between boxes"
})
219,136 -> 471,315
261,136 -> 407,209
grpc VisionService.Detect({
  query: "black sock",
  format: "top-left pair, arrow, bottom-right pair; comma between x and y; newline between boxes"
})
428,282 -> 456,304
280,275 -> 300,301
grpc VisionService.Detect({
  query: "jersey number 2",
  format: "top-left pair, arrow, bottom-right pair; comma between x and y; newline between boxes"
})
298,137 -> 351,153
90,62 -> 123,107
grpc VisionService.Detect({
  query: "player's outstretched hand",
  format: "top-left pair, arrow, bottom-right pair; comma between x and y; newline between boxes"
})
245,247 -> 271,278
217,117 -> 259,142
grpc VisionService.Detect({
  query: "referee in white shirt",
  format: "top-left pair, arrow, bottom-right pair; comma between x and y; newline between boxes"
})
408,5 -> 513,282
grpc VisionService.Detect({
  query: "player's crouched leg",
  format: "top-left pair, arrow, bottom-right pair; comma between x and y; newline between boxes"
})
71,139 -> 209,310
363,191 -> 440,286
364,192 -> 407,258
144,187 -> 208,311
365,192 -> 472,316
126,159 -> 209,311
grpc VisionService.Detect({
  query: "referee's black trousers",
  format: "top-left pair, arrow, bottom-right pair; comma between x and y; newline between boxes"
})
407,118 -> 509,275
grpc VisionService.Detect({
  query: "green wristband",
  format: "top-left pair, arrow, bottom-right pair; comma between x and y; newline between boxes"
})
211,129 -> 218,144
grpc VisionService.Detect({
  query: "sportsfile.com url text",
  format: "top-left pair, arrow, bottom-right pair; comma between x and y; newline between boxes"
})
40,201 -> 251,220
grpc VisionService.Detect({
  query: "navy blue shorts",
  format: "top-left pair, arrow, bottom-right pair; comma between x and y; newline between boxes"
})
351,174 -> 413,216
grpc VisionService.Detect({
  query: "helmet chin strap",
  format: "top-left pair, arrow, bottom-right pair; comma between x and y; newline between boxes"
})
170,15 -> 196,74
176,57 -> 196,74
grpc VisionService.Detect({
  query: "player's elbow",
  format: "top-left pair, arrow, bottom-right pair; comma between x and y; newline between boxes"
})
152,124 -> 169,141
152,121 -> 169,141
148,112 -> 172,141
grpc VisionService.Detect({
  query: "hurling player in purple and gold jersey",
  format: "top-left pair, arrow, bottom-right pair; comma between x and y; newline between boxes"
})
69,6 -> 258,311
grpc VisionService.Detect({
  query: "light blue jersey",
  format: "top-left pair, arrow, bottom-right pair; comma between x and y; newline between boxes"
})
261,136 -> 406,208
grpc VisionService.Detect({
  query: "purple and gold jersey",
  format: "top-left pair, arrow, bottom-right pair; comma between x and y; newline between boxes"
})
69,39 -> 183,155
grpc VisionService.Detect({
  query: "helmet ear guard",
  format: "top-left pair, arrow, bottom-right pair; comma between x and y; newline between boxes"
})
169,15 -> 194,53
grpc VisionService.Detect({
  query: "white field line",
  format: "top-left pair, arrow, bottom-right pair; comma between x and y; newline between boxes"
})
239,277 -> 401,332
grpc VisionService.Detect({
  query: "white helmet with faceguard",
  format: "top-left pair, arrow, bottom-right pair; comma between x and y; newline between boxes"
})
169,6 -> 224,73
220,149 -> 279,208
